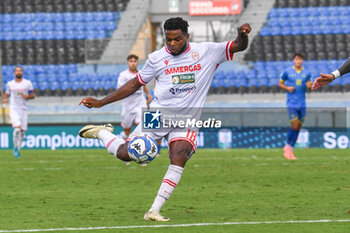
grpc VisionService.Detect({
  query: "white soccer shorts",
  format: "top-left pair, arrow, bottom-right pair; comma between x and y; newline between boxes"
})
121,110 -> 142,129
9,108 -> 28,131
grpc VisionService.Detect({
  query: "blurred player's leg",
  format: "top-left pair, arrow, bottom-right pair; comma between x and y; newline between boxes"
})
284,118 -> 301,160
156,140 -> 162,157
12,127 -> 21,158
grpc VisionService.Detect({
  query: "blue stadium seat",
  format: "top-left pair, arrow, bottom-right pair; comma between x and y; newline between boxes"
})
39,81 -> 49,91
268,78 -> 279,87
281,27 -> 292,36
288,8 -> 299,18
268,9 -> 278,18
54,31 -> 65,40
3,14 -> 11,23
270,27 -> 281,36
63,13 -> 74,22
105,21 -> 117,30
75,22 -> 85,31
50,81 -> 60,91
260,27 -> 271,36
291,27 -> 302,35
338,6 -> 349,16
73,12 -> 84,22
71,81 -> 81,91
105,12 -> 115,21
268,18 -> 279,27
2,23 -> 12,32
54,22 -> 65,31
306,7 -> 318,17
61,81 -> 70,91
65,31 -> 75,39
94,12 -> 106,22
84,13 -> 95,22
279,18 -> 291,27
277,9 -> 288,18
52,13 -> 63,23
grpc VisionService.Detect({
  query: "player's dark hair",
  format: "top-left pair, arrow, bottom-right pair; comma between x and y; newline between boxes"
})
293,53 -> 304,59
127,54 -> 138,61
164,17 -> 189,35
14,66 -> 23,72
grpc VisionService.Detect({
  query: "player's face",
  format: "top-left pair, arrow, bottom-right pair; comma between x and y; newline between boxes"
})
127,58 -> 138,72
165,30 -> 189,55
14,67 -> 23,79
293,56 -> 303,68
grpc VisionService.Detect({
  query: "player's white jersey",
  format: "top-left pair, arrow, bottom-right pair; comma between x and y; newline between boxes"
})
5,78 -> 34,110
117,69 -> 146,114
136,41 -> 234,112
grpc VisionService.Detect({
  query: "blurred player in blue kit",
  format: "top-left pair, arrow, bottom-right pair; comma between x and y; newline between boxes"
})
279,53 -> 312,160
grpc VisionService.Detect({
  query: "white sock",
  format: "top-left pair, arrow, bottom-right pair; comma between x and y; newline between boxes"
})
13,128 -> 21,149
121,131 -> 129,141
98,129 -> 125,157
18,131 -> 25,151
150,164 -> 184,212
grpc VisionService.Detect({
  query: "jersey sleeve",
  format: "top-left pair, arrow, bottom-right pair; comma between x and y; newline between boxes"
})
5,82 -> 10,95
279,71 -> 288,83
28,81 -> 34,94
117,73 -> 126,89
207,41 -> 235,64
137,57 -> 155,86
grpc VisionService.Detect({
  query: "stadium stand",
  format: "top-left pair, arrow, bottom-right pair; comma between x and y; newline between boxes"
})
209,0 -> 350,94
1,0 -> 350,97
0,0 -> 129,96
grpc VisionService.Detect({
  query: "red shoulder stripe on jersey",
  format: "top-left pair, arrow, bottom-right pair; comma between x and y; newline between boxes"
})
165,46 -> 171,54
184,43 -> 191,54
225,41 -> 230,60
229,41 -> 235,60
136,73 -> 146,86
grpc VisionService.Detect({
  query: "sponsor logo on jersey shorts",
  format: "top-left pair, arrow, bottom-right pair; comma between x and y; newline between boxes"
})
172,73 -> 195,84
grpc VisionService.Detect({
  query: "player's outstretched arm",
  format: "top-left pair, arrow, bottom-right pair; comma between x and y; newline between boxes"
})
312,57 -> 350,90
79,77 -> 142,108
230,23 -> 251,53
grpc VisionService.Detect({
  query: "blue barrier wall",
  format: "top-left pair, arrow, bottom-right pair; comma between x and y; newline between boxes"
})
1,126 -> 349,150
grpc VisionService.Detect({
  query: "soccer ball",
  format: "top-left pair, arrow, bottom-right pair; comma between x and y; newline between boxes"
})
127,135 -> 158,164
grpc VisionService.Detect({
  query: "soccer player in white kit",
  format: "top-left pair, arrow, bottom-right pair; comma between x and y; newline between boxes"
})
2,66 -> 35,158
118,54 -> 152,141
79,17 -> 251,221
118,54 -> 152,165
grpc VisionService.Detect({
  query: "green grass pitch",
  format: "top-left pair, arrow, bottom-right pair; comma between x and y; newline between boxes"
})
0,148 -> 349,233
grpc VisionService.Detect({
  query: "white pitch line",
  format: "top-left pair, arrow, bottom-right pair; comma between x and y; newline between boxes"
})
0,219 -> 349,233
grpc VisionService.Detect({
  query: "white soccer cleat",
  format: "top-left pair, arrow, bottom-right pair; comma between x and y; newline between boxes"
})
78,124 -> 114,139
144,210 -> 170,222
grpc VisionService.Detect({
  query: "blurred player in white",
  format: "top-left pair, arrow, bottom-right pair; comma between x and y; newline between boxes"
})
2,66 -> 35,158
79,17 -> 251,221
117,54 -> 152,165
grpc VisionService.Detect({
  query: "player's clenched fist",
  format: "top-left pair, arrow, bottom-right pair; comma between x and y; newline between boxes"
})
238,23 -> 251,36
79,97 -> 103,108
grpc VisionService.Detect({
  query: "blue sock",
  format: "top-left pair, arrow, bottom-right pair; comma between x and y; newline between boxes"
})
287,128 -> 300,147
157,144 -> 161,153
